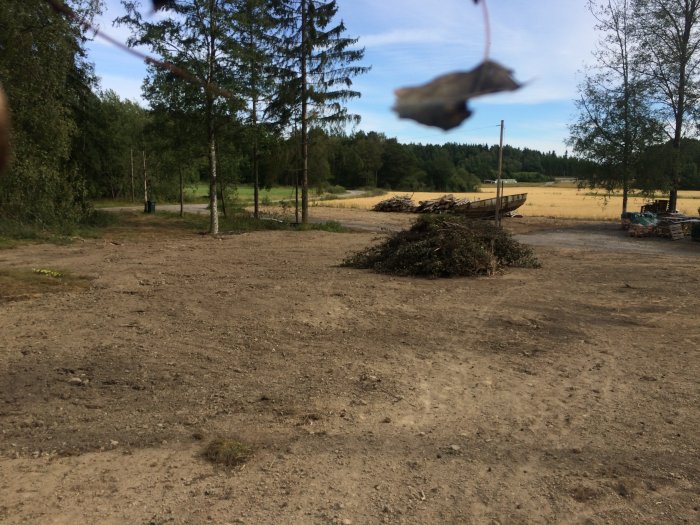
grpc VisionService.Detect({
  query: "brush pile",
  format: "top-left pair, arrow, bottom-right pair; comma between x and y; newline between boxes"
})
372,195 -> 416,212
342,215 -> 540,278
414,194 -> 471,213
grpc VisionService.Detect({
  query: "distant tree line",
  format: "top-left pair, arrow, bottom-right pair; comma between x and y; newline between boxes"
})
68,92 -> 596,199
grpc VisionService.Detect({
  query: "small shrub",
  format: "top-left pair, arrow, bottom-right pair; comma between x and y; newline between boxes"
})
203,438 -> 252,467
691,222 -> 700,241
298,220 -> 346,233
342,215 -> 540,278
327,185 -> 346,194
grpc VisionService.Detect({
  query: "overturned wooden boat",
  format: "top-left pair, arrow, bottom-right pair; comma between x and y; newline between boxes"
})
451,193 -> 528,218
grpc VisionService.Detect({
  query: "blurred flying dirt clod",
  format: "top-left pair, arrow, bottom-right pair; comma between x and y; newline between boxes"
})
393,60 -> 522,130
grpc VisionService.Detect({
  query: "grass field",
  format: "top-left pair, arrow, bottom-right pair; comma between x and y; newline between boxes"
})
183,184 -> 299,204
317,186 -> 700,220
94,185 -> 302,209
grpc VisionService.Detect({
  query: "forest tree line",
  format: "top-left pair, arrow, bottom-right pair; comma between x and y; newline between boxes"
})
77,90 -> 597,202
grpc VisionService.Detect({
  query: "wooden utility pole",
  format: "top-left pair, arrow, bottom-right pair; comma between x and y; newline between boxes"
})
495,119 -> 504,227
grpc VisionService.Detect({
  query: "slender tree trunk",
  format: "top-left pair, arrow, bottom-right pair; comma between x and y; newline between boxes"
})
670,121 -> 683,212
253,96 -> 259,220
219,178 -> 227,218
142,149 -> 148,211
130,147 -> 135,203
670,2 -> 694,213
247,7 -> 260,221
295,169 -> 299,224
208,121 -> 219,234
179,166 -> 184,217
300,0 -> 309,224
668,0 -> 698,211
671,63 -> 685,213
207,0 -> 219,234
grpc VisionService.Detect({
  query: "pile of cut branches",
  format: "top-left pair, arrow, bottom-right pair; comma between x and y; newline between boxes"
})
414,194 -> 471,213
342,215 -> 540,278
372,195 -> 416,212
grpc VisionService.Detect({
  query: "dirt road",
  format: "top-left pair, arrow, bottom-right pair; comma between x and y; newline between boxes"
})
1,209 -> 698,524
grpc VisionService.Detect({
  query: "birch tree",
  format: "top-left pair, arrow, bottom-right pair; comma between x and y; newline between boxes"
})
119,0 -> 240,234
569,0 -> 661,213
633,0 -> 700,211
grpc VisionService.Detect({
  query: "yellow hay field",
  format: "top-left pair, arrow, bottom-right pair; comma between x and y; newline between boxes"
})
318,187 -> 700,220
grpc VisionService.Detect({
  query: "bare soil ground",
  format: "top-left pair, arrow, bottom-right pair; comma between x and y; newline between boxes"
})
1,209 -> 699,525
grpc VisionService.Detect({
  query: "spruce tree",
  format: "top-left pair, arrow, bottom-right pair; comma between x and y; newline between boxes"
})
277,0 -> 368,223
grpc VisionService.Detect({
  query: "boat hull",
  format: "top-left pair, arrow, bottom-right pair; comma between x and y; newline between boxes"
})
453,193 -> 528,218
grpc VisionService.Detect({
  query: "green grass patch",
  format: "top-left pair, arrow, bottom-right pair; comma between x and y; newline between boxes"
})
98,210 -> 349,237
1,206 -> 346,246
358,187 -> 389,197
183,184 -> 297,204
0,211 -> 117,248
218,214 -> 348,233
0,267 -> 92,303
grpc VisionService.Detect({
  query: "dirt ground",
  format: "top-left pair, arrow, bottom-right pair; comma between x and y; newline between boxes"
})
1,208 -> 699,525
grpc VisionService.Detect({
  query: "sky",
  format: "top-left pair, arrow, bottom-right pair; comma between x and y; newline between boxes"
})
85,0 -> 599,154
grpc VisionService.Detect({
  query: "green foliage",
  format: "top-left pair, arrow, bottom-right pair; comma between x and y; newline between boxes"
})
0,267 -> 92,302
447,168 -> 481,192
512,172 -> 553,183
277,0 -> 369,130
145,210 -> 348,233
691,222 -> 700,240
0,210 -> 116,247
343,215 -> 540,278
0,0 -> 101,226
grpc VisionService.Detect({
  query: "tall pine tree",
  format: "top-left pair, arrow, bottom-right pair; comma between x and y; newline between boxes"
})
277,0 -> 368,223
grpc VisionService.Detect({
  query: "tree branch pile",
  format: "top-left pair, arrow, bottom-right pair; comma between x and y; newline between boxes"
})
342,215 -> 540,278
372,195 -> 416,212
414,194 -> 472,213
373,194 -> 476,214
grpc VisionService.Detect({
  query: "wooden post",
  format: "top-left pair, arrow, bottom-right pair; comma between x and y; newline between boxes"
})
495,120 -> 504,227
